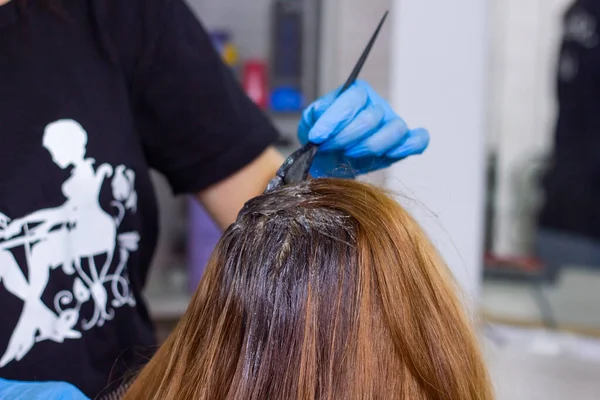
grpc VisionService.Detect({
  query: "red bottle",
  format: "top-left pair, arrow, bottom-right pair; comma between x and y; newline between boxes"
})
242,60 -> 268,110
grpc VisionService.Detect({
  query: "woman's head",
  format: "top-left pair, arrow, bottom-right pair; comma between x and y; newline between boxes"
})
125,179 -> 492,400
43,119 -> 87,168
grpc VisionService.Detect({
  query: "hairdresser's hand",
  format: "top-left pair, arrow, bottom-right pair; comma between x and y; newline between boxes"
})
0,378 -> 89,400
298,80 -> 429,178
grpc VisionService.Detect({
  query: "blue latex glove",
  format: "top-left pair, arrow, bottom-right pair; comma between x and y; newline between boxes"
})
0,378 -> 89,400
298,80 -> 429,178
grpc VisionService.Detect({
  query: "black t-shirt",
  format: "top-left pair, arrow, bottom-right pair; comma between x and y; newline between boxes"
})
0,0 -> 278,396
540,0 -> 600,239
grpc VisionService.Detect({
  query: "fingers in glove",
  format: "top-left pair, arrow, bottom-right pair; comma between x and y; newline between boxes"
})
345,118 -> 409,158
307,83 -> 369,144
318,105 -> 385,151
386,127 -> 430,159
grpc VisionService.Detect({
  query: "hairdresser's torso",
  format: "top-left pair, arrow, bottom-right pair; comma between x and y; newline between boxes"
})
0,0 -> 161,395
0,0 -> 277,396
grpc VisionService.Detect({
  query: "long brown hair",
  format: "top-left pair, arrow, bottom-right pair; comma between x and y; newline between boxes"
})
124,179 -> 493,400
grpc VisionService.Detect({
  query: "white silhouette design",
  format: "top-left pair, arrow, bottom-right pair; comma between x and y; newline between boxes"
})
0,119 -> 139,368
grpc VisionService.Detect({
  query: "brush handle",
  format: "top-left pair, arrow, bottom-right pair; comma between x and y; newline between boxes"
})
338,11 -> 389,95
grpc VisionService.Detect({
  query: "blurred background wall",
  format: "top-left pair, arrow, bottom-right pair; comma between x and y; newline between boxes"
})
387,0 -> 489,304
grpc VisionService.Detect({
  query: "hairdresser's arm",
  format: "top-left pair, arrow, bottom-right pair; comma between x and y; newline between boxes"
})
197,79 -> 432,229
196,147 -> 284,229
126,0 -> 428,229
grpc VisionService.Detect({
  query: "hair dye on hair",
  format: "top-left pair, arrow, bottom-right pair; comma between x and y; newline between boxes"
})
124,179 -> 493,400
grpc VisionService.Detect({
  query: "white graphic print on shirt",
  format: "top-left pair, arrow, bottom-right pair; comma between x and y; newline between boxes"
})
0,119 -> 139,368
